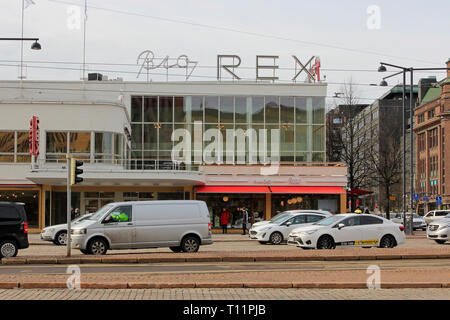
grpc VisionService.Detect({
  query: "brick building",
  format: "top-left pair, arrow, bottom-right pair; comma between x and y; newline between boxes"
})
414,59 -> 450,213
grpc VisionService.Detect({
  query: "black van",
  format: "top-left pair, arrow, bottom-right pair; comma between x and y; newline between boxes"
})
0,202 -> 29,258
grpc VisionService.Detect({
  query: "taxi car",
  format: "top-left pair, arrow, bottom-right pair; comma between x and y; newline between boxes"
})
287,213 -> 406,249
249,211 -> 331,245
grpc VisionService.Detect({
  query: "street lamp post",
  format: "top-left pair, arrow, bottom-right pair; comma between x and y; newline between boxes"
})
378,62 -> 450,234
0,37 -> 42,78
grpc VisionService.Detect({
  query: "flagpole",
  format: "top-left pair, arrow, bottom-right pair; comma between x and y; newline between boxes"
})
82,0 -> 87,80
20,0 -> 24,80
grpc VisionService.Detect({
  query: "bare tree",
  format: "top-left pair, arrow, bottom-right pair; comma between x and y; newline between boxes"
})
328,82 -> 370,211
366,127 -> 403,219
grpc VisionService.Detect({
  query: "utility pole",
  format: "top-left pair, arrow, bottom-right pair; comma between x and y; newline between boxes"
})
66,154 -> 72,257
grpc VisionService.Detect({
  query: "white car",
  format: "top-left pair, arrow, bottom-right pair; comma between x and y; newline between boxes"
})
40,214 -> 92,245
251,210 -> 332,229
391,212 -> 427,231
424,210 -> 450,225
287,214 -> 406,249
427,213 -> 450,244
249,211 -> 332,245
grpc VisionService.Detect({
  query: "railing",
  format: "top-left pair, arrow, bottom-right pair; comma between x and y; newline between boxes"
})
36,158 -> 201,172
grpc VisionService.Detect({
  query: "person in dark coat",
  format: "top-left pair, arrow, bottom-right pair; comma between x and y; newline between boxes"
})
241,207 -> 249,235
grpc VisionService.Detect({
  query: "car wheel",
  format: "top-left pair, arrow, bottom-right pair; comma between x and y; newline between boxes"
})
269,232 -> 283,245
379,235 -> 396,248
181,236 -> 200,253
170,246 -> 182,253
316,235 -> 335,249
301,247 -> 312,250
0,240 -> 18,259
258,241 -> 268,245
435,240 -> 447,245
88,238 -> 108,255
54,231 -> 67,246
422,228 -> 426,231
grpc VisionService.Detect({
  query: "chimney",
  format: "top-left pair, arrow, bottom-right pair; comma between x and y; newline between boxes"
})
418,76 -> 437,104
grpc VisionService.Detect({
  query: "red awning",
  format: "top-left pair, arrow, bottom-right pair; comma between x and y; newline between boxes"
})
270,186 -> 346,194
196,186 -> 271,193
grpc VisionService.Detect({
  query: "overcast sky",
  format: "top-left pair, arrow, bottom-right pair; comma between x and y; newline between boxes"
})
1,0 -> 449,106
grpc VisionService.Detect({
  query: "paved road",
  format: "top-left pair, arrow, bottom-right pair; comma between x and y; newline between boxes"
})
0,288 -> 449,300
1,259 -> 449,275
20,233 -> 446,257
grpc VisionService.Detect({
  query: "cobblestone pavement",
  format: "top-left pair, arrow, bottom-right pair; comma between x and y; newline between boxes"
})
0,288 -> 449,300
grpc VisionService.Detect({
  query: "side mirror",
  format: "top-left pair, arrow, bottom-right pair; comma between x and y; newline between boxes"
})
337,223 -> 345,229
285,221 -> 292,227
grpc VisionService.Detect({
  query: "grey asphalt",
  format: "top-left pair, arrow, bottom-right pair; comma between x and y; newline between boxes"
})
1,258 -> 448,275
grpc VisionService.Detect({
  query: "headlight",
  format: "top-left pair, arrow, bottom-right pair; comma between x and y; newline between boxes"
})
72,229 -> 86,235
302,229 -> 318,235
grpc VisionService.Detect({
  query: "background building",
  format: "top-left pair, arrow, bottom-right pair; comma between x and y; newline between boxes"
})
414,59 -> 450,213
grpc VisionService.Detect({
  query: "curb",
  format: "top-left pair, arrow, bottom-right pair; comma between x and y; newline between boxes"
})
3,253 -> 450,265
1,282 -> 450,289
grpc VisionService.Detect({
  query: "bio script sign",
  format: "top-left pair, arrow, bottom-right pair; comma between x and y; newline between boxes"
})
136,50 -> 321,82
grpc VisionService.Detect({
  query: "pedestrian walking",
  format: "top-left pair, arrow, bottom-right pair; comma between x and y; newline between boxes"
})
74,208 -> 80,219
220,208 -> 230,234
70,207 -> 75,220
241,207 -> 249,235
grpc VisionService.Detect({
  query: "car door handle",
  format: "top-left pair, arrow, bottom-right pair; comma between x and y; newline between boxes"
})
127,223 -> 133,226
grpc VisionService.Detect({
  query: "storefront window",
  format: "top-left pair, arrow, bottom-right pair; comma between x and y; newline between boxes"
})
296,125 -> 308,151
191,96 -> 204,122
70,132 -> 91,154
95,132 -> 113,162
131,96 -> 143,122
252,97 -> 264,123
312,125 -> 325,151
0,190 -> 40,228
16,131 -> 30,162
159,124 -> 173,150
235,97 -> 247,123
174,97 -> 186,122
0,132 -> 15,162
295,97 -> 308,124
312,97 -> 325,124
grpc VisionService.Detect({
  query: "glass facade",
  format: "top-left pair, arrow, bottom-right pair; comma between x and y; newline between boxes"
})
0,131 -> 31,163
131,95 -> 326,166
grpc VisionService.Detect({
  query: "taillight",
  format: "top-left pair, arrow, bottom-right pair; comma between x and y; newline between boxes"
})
399,225 -> 405,232
22,222 -> 28,234
208,222 -> 211,232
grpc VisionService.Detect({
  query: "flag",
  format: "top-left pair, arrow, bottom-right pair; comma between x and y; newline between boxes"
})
24,0 -> 35,9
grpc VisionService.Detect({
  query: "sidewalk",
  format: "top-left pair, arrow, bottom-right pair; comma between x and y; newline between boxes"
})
1,267 -> 450,289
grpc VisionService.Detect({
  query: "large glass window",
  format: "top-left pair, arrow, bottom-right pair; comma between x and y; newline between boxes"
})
191,96 -> 204,122
312,125 -> 325,151
159,97 -> 173,123
131,124 -> 142,150
143,124 -> 157,150
46,132 -> 67,160
144,97 -> 158,122
131,96 -> 143,122
16,131 -> 30,162
205,96 -> 219,123
312,97 -> 325,124
265,96 -> 279,124
252,97 -> 264,123
296,125 -> 308,151
95,132 -> 113,161
70,132 -> 90,153
235,97 -> 247,123
159,124 -> 174,150
174,97 -> 186,122
0,132 -> 14,162
295,97 -> 307,124
220,96 -> 234,123
280,97 -> 295,124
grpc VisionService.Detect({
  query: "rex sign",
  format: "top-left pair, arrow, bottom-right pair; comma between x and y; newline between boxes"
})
29,116 -> 40,157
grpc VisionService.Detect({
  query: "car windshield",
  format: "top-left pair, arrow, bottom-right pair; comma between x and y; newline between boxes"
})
269,212 -> 291,223
413,214 -> 421,219
88,204 -> 114,221
314,215 -> 343,226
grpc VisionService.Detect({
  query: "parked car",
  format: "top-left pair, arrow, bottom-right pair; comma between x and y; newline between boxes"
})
287,214 -> 406,249
0,202 -> 29,259
427,213 -> 450,244
249,211 -> 332,245
251,210 -> 331,229
424,210 -> 450,225
391,212 -> 427,231
40,214 -> 92,245
71,200 -> 213,255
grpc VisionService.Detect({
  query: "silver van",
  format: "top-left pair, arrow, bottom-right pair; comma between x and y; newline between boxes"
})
71,200 -> 213,255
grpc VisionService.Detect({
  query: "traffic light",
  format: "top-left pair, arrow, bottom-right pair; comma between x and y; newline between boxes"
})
70,159 -> 84,185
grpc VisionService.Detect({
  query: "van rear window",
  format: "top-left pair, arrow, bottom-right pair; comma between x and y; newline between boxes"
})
0,206 -> 21,222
